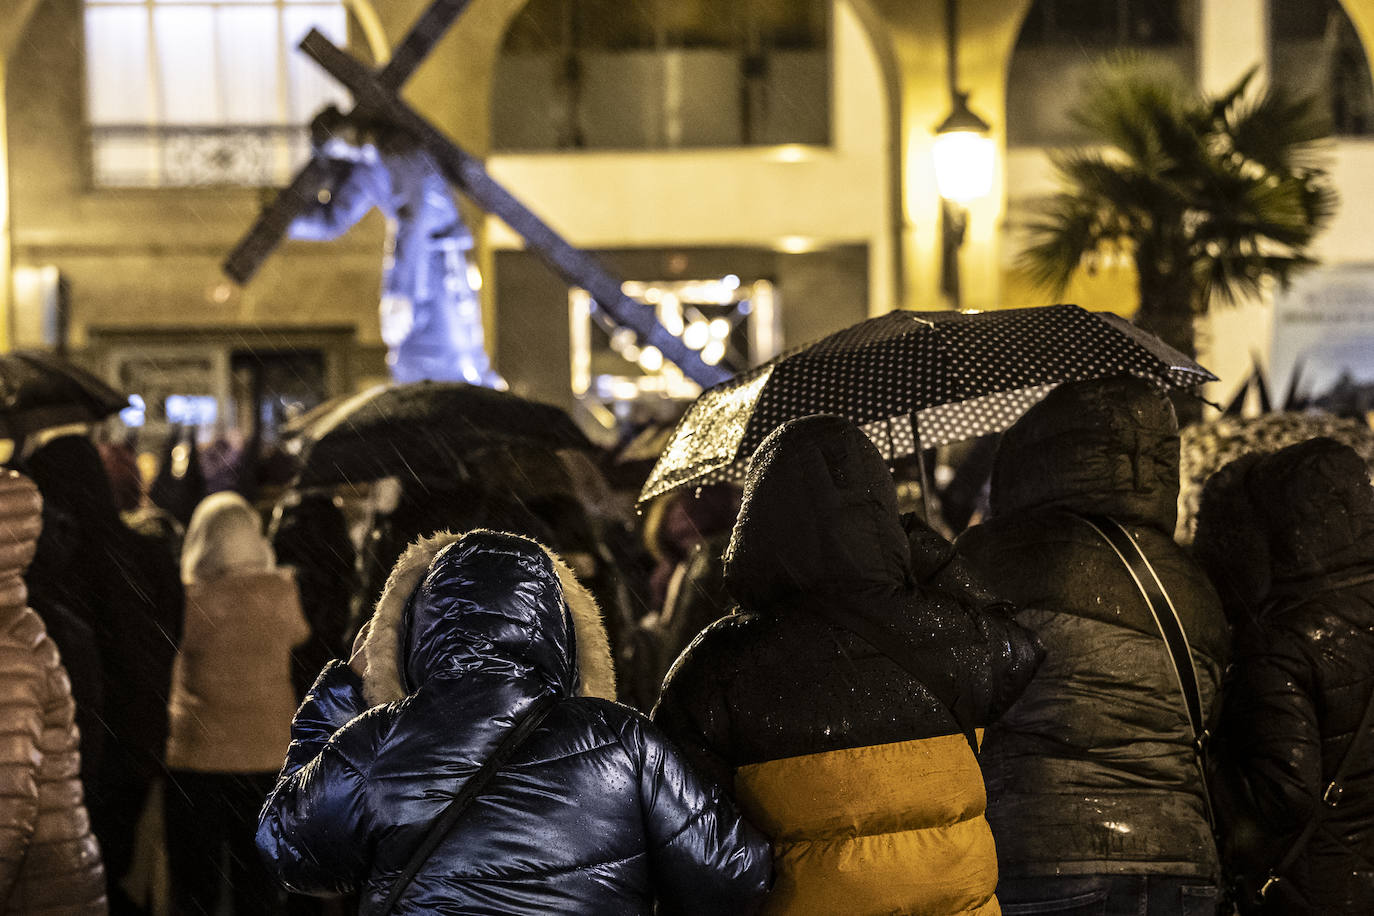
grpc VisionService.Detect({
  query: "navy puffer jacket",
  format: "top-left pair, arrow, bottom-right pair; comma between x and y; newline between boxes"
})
257,529 -> 771,915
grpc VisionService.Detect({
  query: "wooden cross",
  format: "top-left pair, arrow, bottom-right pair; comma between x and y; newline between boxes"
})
223,0 -> 733,388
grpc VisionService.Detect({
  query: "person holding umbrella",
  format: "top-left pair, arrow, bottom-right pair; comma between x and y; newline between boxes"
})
956,376 -> 1230,913
652,414 -> 1042,915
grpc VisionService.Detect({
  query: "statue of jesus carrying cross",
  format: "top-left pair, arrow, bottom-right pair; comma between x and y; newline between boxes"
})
290,106 -> 503,388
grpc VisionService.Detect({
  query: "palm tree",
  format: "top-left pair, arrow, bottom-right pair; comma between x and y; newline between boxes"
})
1018,57 -> 1338,365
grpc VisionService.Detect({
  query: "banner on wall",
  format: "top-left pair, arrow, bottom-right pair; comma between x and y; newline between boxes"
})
1271,265 -> 1374,416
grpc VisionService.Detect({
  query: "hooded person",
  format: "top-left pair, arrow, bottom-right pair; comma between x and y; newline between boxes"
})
652,414 -> 1043,916
257,528 -> 772,915
269,490 -> 359,700
956,376 -> 1230,913
0,471 -> 106,912
163,490 -> 310,914
1195,438 -> 1374,914
19,433 -> 183,914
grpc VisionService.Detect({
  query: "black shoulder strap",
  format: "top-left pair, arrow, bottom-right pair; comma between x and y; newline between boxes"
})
379,695 -> 559,915
1075,513 -> 1214,826
1261,672 -> 1374,900
796,597 -> 981,758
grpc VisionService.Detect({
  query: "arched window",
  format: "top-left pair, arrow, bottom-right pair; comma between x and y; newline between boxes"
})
1269,0 -> 1374,136
1006,0 -> 1196,146
492,0 -> 830,151
83,0 -> 350,187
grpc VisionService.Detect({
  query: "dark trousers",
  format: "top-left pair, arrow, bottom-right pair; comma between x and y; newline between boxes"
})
164,770 -> 284,916
998,875 -> 1220,916
89,775 -> 154,916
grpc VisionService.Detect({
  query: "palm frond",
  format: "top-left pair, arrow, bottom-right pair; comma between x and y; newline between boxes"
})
1225,85 -> 1333,174
1016,194 -> 1124,294
1017,58 -> 1337,314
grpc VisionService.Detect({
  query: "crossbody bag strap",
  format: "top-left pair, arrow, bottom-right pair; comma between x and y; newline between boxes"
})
378,694 -> 560,915
1074,513 -> 1215,828
796,597 -> 981,758
1260,674 -> 1374,901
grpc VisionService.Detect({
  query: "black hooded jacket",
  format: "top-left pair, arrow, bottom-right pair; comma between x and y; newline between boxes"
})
21,435 -> 183,792
653,415 -> 1041,915
1196,438 -> 1374,914
956,377 -> 1230,880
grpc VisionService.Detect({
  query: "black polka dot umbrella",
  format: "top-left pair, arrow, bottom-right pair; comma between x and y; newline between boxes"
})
638,305 -> 1217,503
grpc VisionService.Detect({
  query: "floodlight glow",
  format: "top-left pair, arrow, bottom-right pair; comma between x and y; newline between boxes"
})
701,340 -> 726,365
709,318 -> 731,339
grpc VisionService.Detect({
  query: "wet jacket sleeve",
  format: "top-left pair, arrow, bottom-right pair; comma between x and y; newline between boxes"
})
623,715 -> 771,915
256,661 -> 383,895
915,520 -> 1044,722
287,156 -> 383,242
0,648 -> 42,898
651,636 -> 736,791
1222,626 -> 1322,837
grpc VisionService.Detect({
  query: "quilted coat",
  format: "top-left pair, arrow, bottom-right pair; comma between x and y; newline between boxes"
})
257,529 -> 770,915
653,415 -> 1043,916
1195,437 -> 1374,913
956,377 -> 1230,881
0,471 -> 105,912
166,491 -> 310,773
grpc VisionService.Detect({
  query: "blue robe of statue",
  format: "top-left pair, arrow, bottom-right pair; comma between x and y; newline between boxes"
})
289,139 -> 502,387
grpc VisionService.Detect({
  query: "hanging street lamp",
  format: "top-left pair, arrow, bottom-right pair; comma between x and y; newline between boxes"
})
933,0 -> 995,309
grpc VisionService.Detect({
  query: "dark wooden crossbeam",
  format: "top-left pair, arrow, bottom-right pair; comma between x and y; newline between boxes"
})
296,29 -> 732,387
222,0 -> 474,284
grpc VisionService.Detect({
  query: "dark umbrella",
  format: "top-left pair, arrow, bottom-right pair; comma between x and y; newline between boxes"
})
0,350 -> 129,440
288,381 -> 594,488
639,304 -> 1216,503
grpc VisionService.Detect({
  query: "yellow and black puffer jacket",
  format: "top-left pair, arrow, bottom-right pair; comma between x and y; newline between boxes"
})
653,415 -> 1042,916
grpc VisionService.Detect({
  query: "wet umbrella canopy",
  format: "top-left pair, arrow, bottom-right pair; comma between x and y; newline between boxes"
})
639,305 -> 1216,503
286,381 -> 594,488
0,350 -> 130,440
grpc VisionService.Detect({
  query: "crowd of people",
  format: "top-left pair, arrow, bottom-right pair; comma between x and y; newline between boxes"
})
0,375 -> 1371,914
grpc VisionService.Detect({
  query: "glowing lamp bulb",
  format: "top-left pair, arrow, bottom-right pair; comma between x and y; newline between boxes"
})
932,130 -> 995,204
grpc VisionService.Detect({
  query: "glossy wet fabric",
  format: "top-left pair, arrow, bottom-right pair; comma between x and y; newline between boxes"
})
1196,438 -> 1374,913
257,530 -> 770,915
0,472 -> 105,912
957,378 -> 1229,881
654,415 -> 1041,915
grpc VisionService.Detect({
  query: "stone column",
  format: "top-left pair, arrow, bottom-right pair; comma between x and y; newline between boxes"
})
855,0 -> 1030,311
1,0 -> 45,352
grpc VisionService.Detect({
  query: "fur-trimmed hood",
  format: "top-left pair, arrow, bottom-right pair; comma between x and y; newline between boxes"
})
360,529 -> 617,707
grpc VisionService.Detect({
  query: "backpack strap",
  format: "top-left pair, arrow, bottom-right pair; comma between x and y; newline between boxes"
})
378,694 -> 559,914
1074,513 -> 1215,827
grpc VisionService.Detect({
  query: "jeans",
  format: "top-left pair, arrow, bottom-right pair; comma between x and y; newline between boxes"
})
999,875 -> 1220,916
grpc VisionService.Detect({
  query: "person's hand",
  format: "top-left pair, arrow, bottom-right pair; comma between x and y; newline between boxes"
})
349,618 -> 373,678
